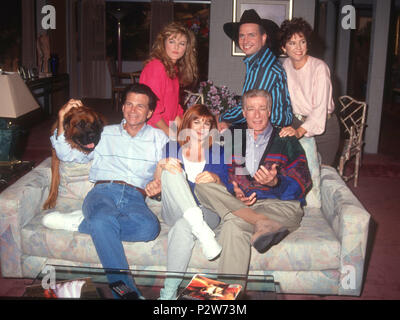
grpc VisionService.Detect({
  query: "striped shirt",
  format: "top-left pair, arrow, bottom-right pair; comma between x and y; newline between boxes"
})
51,120 -> 169,189
220,45 -> 293,127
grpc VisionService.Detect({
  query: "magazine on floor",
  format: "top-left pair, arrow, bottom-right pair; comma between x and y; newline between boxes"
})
178,274 -> 242,300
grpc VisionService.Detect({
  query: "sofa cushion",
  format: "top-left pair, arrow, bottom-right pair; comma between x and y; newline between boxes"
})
22,201 -> 340,273
249,210 -> 340,271
57,161 -> 94,201
22,210 -> 172,268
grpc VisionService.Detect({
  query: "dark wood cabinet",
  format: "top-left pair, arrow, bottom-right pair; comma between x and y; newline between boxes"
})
26,74 -> 70,115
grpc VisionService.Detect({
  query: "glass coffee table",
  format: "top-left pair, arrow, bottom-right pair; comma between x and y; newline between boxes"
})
24,264 -> 276,300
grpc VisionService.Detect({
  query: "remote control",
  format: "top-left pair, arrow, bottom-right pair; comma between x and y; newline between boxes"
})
109,281 -> 139,300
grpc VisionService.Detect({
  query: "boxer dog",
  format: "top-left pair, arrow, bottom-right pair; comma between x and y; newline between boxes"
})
43,105 -> 106,209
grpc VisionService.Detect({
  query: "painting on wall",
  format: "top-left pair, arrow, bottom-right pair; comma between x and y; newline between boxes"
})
231,0 -> 293,56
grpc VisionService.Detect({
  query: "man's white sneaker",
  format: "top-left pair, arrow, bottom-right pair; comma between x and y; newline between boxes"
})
158,277 -> 181,300
159,287 -> 178,300
42,210 -> 84,232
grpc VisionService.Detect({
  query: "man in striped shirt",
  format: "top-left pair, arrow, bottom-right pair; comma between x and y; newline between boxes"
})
219,9 -> 293,129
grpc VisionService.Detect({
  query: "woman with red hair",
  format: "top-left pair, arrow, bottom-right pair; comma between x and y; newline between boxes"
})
145,104 -> 228,300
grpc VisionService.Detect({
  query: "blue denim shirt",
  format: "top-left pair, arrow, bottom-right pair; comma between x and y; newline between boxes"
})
51,120 -> 169,189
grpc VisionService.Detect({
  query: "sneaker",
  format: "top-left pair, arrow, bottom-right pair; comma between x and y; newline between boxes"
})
42,210 -> 84,232
159,287 -> 178,300
158,277 -> 181,300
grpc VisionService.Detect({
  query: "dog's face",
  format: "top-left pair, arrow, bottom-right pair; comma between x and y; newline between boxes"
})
63,106 -> 105,154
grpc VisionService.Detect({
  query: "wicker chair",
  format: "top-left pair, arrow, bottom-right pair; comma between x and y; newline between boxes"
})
337,95 -> 367,187
183,90 -> 204,108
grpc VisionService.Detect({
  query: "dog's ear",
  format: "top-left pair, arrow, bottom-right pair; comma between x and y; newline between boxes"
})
63,115 -> 72,131
97,113 -> 107,127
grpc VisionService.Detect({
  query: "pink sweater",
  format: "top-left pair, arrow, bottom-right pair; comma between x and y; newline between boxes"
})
283,56 -> 335,137
139,59 -> 183,128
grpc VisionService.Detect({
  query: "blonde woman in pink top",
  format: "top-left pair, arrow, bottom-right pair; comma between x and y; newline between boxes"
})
278,17 -> 340,207
140,22 -> 198,136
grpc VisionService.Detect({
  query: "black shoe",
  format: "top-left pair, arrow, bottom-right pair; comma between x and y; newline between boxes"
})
252,226 -> 289,254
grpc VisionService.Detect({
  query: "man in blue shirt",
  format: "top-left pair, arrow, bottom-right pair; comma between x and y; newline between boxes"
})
219,9 -> 293,129
50,83 -> 169,299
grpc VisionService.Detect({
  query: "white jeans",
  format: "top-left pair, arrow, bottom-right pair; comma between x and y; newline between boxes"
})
299,136 -> 321,208
160,170 -> 220,274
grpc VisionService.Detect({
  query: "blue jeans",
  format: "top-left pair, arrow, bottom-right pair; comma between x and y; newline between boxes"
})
78,182 -> 160,296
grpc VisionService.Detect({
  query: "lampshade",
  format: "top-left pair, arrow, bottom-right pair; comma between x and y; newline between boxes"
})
0,72 -> 40,118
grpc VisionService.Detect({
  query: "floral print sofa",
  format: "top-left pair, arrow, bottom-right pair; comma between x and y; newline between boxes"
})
0,158 -> 370,296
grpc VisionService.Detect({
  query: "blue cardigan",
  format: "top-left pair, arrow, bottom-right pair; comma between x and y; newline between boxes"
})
162,141 -> 233,204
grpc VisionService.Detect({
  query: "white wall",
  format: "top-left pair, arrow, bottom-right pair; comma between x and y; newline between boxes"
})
365,0 -> 391,153
208,0 -> 244,94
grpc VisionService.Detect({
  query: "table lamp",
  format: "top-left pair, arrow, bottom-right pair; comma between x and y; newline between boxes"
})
0,72 -> 40,165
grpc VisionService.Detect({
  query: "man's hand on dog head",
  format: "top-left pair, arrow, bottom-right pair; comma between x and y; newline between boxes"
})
58,99 -> 83,136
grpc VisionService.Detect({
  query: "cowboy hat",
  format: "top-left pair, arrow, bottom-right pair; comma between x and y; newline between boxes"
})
223,9 -> 280,55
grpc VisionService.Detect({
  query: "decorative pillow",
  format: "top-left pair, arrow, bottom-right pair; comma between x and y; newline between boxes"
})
58,161 -> 94,201
299,137 -> 321,208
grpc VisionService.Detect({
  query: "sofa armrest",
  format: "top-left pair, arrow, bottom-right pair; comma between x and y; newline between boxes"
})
320,165 -> 371,296
0,157 -> 51,277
